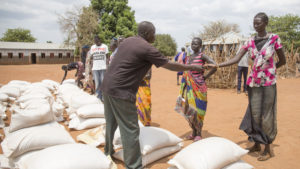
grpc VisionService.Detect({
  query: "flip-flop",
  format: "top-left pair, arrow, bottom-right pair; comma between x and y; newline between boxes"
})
193,136 -> 202,142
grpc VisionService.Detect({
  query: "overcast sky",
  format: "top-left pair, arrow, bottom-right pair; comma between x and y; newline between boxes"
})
0,0 -> 299,51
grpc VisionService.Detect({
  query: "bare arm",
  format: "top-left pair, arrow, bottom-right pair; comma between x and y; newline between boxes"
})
202,54 -> 217,80
218,49 -> 247,67
162,61 -> 204,72
275,48 -> 286,68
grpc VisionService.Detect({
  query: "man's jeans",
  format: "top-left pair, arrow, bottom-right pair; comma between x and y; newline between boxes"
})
93,69 -> 105,100
237,66 -> 248,92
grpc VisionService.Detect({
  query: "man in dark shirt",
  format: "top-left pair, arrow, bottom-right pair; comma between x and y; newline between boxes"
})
101,21 -> 209,169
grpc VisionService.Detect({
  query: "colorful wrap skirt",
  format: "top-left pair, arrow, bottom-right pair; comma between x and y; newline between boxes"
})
136,79 -> 152,126
175,72 -> 207,136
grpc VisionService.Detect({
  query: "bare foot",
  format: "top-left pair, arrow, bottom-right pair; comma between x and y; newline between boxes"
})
247,144 -> 261,153
258,151 -> 274,161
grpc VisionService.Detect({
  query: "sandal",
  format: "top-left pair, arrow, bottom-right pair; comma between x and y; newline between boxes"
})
193,136 -> 202,142
257,152 -> 273,161
185,134 -> 195,140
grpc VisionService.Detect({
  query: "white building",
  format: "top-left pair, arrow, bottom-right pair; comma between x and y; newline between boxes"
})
0,42 -> 75,65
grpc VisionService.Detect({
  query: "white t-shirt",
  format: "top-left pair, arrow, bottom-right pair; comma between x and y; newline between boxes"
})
238,52 -> 249,67
90,44 -> 109,70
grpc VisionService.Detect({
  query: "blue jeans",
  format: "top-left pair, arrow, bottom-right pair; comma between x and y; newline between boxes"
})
237,66 -> 248,92
93,69 -> 106,100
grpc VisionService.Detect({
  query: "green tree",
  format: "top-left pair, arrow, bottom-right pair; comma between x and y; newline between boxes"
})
91,0 -> 137,44
197,20 -> 240,40
267,14 -> 300,50
76,6 -> 99,50
153,34 -> 177,57
1,28 -> 36,42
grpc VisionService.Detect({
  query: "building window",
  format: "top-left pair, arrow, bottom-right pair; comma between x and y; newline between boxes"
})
58,53 -> 63,58
66,53 -> 71,58
50,53 -> 54,58
8,53 -> 13,58
18,53 -> 24,59
41,53 -> 45,58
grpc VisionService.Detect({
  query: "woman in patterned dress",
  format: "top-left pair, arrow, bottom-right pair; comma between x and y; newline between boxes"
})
175,37 -> 217,141
217,12 -> 286,161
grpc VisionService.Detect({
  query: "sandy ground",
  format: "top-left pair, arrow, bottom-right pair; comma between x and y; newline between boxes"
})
0,64 -> 300,169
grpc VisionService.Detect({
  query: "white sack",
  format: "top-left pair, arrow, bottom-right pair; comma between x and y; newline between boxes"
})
76,103 -> 105,118
9,103 -> 54,132
114,143 -> 182,167
2,122 -> 74,158
16,143 -> 112,169
68,114 -> 106,130
168,137 -> 248,169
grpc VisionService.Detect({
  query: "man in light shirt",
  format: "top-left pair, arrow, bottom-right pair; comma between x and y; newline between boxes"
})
237,51 -> 249,94
85,35 -> 109,101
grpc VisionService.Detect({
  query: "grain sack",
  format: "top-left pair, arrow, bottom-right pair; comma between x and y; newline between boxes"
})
113,143 -> 182,167
9,103 -> 54,132
68,114 -> 106,130
0,85 -> 20,98
0,93 -> 9,102
222,160 -> 253,169
2,122 -> 74,158
16,143 -> 112,169
76,103 -> 105,118
168,137 -> 248,169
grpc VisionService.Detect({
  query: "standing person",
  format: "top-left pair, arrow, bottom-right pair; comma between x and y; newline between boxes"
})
216,12 -> 286,161
174,47 -> 187,85
100,21 -> 209,169
237,51 -> 249,94
175,37 -> 217,142
136,69 -> 152,126
85,35 -> 109,101
108,38 -> 118,64
81,45 -> 90,69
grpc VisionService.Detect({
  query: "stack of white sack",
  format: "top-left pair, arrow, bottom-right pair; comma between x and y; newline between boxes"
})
0,80 -> 31,128
0,121 -> 75,169
0,103 -> 7,128
56,83 -> 81,108
113,126 -> 183,167
15,143 -> 113,169
167,137 -> 253,169
0,80 -> 31,102
67,91 -> 106,130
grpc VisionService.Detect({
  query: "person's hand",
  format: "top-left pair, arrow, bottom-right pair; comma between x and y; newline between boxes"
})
203,63 -> 218,69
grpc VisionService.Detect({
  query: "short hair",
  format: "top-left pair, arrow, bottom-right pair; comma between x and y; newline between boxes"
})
138,21 -> 155,36
94,35 -> 100,40
254,12 -> 269,24
193,37 -> 202,46
181,47 -> 185,51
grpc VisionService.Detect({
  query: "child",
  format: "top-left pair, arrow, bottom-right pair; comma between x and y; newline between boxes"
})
175,37 -> 217,142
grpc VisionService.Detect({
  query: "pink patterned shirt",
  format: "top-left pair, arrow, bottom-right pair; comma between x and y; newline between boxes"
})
242,34 -> 282,87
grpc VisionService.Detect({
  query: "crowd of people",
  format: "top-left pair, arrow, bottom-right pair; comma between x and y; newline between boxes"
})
63,12 -> 286,169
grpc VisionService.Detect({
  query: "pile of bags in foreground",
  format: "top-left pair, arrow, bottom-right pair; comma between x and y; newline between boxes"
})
0,79 -> 112,169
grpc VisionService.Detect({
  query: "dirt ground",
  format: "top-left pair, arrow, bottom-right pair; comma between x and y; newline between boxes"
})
0,64 -> 300,169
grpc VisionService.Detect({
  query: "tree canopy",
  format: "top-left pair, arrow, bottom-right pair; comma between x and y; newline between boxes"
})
76,6 -> 99,49
197,20 -> 240,40
267,14 -> 300,50
153,34 -> 177,57
91,0 -> 137,44
0,28 -> 36,42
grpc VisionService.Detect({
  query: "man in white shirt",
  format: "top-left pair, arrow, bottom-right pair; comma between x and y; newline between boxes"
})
85,35 -> 109,101
237,51 -> 249,94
